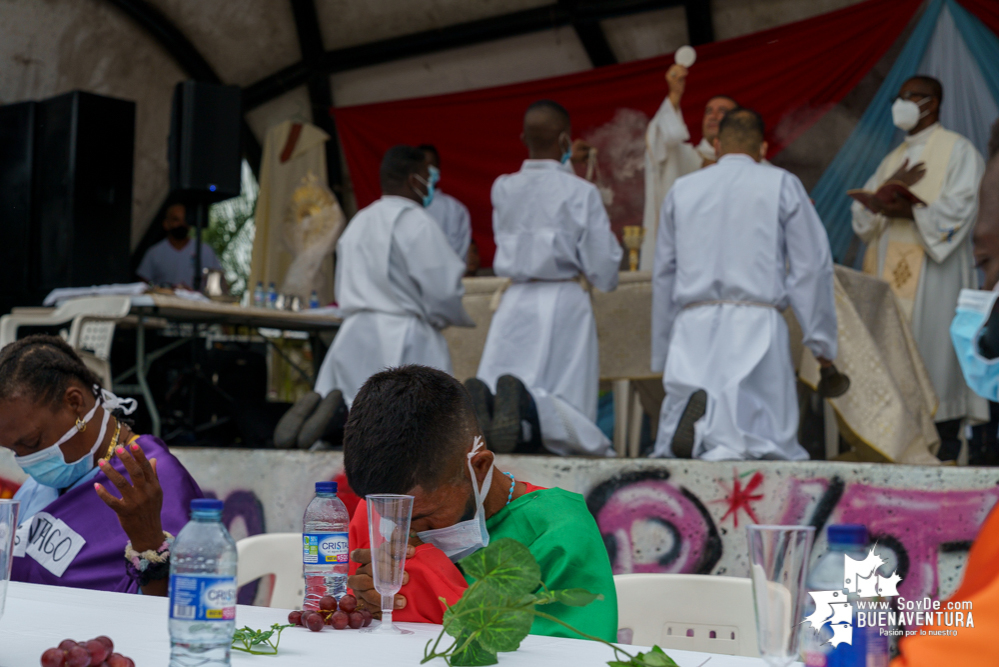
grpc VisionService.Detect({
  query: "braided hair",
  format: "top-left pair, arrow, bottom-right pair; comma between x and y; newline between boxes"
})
0,335 -> 102,409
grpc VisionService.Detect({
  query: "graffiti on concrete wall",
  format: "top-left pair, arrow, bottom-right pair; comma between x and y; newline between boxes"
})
204,489 -> 267,604
587,470 -> 721,575
779,478 -> 999,601
585,465 -> 999,605
0,448 -> 970,608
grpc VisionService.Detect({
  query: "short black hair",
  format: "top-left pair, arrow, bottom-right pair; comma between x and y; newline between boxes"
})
344,365 -> 477,497
906,75 -> 944,104
525,99 -> 570,123
0,335 -> 101,408
417,144 -> 439,166
718,108 -> 765,145
707,94 -> 739,108
380,145 -> 426,191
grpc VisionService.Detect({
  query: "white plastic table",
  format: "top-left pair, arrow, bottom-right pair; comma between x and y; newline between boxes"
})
0,582 -> 771,667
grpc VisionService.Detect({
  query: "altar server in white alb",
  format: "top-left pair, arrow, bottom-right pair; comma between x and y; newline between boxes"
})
640,62 -> 738,270
852,75 -> 987,461
314,145 -> 473,409
468,100 -> 622,457
419,144 -> 472,263
652,109 -> 837,460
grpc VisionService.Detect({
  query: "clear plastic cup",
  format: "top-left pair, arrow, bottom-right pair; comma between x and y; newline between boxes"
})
747,524 -> 815,667
0,499 -> 20,623
362,494 -> 414,635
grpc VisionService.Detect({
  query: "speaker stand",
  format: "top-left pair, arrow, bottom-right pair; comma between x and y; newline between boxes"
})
193,201 -> 206,292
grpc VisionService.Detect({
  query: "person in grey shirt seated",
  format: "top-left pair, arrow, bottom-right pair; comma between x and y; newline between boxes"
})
136,199 -> 223,289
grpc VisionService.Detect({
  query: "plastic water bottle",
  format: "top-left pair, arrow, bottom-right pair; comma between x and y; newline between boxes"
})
309,290 -> 320,309
252,281 -> 265,308
169,499 -> 238,667
266,282 -> 277,309
302,481 -> 350,609
802,524 -> 889,667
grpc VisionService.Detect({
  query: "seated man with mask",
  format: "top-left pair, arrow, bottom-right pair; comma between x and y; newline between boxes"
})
136,197 -> 223,289
345,365 -> 617,642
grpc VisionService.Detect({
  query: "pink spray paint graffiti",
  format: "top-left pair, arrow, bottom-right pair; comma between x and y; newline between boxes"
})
586,466 -> 999,601
782,477 -> 999,601
586,470 -> 721,575
204,489 -> 266,604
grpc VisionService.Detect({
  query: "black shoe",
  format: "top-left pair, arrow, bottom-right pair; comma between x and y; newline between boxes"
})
492,375 -> 543,454
298,390 -> 347,449
671,389 -> 707,459
274,391 -> 321,449
464,378 -> 494,434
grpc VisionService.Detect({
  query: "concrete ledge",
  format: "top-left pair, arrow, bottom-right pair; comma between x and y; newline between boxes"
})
3,448 -> 994,603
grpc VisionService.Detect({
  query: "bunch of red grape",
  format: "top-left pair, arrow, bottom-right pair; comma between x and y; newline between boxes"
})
288,594 -> 373,632
39,637 -> 134,667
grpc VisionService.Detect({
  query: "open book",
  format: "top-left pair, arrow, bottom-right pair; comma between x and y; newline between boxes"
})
847,180 -> 926,212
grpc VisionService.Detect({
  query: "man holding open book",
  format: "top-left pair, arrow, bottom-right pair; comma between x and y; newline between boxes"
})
851,75 -> 987,460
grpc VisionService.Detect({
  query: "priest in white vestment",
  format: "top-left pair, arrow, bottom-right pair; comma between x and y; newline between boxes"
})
640,64 -> 738,270
852,76 -> 988,460
313,145 -> 473,408
420,144 -> 472,263
470,100 -> 622,457
651,109 -> 838,460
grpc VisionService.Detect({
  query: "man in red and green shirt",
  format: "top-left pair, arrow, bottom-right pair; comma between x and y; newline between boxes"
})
344,365 -> 617,642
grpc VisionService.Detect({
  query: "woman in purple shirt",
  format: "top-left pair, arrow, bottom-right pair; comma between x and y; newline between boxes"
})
0,335 -> 202,596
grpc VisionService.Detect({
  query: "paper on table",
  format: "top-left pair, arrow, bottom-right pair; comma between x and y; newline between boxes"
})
43,283 -> 148,307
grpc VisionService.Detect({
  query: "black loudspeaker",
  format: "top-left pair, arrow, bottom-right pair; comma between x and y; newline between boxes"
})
169,81 -> 242,202
34,92 -> 134,293
0,91 -> 134,312
0,102 -> 36,313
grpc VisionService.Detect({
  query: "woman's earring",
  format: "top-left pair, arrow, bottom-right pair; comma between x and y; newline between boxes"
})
76,417 -> 86,433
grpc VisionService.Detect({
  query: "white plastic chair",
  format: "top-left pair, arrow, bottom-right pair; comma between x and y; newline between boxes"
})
614,573 -> 759,657
236,533 -> 304,609
0,296 -> 131,360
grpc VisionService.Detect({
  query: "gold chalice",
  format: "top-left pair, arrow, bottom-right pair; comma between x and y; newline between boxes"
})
622,226 -> 645,271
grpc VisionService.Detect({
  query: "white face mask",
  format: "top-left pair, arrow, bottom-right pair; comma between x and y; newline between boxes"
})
417,436 -> 492,562
892,97 -> 930,132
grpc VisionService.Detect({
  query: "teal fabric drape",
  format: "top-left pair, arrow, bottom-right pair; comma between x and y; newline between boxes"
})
947,0 -> 999,107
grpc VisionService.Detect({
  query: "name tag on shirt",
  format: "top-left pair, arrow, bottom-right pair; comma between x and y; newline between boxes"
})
13,512 -> 87,577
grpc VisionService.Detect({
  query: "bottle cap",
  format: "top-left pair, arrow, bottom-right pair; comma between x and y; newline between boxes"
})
316,481 -> 338,494
191,498 -> 224,512
828,523 -> 868,546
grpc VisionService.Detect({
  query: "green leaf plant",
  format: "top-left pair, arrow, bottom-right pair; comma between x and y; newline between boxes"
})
421,538 -> 679,667
231,623 -> 293,656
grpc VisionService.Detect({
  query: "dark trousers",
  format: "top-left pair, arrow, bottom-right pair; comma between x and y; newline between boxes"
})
936,419 -> 963,462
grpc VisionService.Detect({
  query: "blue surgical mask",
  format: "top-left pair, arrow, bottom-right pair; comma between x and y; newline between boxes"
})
14,388 -> 137,489
413,174 -> 436,207
951,289 -> 999,401
559,133 -> 572,165
417,436 -> 492,562
428,165 -> 440,187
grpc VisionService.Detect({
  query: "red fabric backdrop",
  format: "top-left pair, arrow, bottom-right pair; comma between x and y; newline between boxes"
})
961,0 -> 999,33
333,0 -> 923,267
